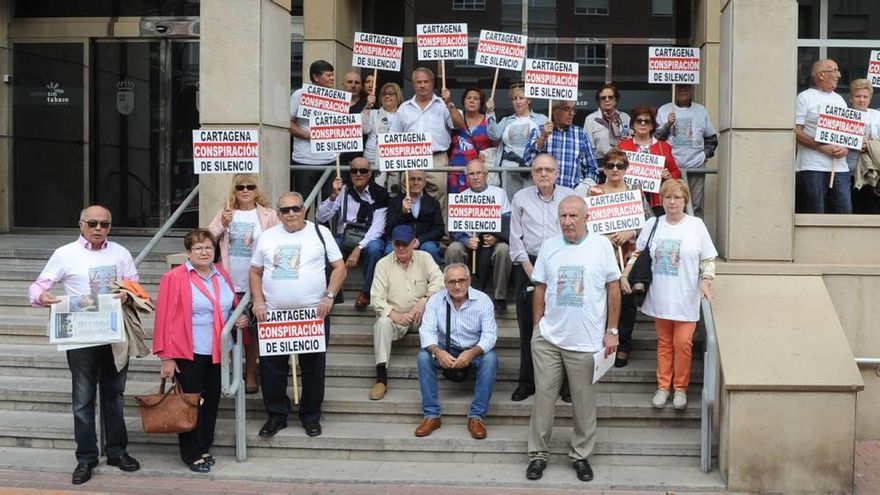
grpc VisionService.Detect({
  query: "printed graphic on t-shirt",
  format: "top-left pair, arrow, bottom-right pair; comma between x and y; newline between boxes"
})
508,121 -> 532,147
271,245 -> 301,280
555,265 -> 585,307
654,239 -> 681,276
228,221 -> 256,257
88,265 -> 117,294
671,117 -> 695,147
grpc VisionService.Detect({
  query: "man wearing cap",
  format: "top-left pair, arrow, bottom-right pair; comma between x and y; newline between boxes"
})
368,225 -> 444,400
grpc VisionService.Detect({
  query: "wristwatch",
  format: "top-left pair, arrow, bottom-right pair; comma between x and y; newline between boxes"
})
323,290 -> 335,299
607,327 -> 619,336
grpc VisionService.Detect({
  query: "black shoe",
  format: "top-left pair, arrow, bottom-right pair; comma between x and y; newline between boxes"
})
510,385 -> 535,402
201,453 -> 215,467
526,458 -> 547,480
107,454 -> 140,472
71,460 -> 98,485
573,459 -> 594,481
303,421 -> 322,437
259,417 -> 287,437
614,356 -> 629,368
493,299 -> 507,311
560,390 -> 572,403
188,459 -> 211,473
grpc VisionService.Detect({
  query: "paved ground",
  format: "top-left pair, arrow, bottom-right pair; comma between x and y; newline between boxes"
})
857,440 -> 880,495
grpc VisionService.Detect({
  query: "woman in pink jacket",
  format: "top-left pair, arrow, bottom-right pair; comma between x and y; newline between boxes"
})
208,174 -> 278,393
153,229 -> 246,473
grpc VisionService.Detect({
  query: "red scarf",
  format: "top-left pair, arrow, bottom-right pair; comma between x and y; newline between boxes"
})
189,269 -> 224,364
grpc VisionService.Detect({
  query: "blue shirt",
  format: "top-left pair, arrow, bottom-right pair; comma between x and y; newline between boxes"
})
419,287 -> 497,353
522,124 -> 599,189
186,261 -> 235,355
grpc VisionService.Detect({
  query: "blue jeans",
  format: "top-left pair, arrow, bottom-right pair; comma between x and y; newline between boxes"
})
66,344 -> 129,463
383,240 -> 441,265
416,345 -> 498,419
796,171 -> 852,214
336,237 -> 385,291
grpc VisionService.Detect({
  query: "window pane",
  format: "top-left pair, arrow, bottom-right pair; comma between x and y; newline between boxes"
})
453,0 -> 486,10
653,0 -> 674,16
501,0 -> 523,33
611,44 -> 679,115
575,0 -> 609,16
797,0 -> 821,39
797,47 -> 820,93
828,47 -> 880,108
529,0 -> 557,36
829,0 -> 880,39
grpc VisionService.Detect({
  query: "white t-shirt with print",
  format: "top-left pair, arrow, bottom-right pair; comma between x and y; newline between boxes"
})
531,233 -> 621,352
636,215 -> 717,322
227,208 -> 262,292
657,102 -> 716,169
39,240 -> 138,296
795,87 -> 849,173
501,115 -> 539,168
250,222 -> 342,310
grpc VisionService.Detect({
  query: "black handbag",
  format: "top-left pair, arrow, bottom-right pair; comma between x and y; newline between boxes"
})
628,216 -> 661,294
441,301 -> 471,383
340,193 -> 370,252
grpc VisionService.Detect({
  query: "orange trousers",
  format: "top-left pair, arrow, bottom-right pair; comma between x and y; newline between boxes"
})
654,318 -> 697,391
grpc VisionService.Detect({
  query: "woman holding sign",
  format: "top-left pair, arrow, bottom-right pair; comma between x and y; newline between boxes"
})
486,84 -> 548,193
618,105 -> 681,215
846,79 -> 880,214
620,180 -> 716,410
362,82 -> 403,189
583,84 -> 631,167
153,229 -> 247,473
448,87 -> 497,193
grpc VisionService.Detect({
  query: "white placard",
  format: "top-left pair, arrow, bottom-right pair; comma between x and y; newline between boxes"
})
622,151 -> 665,193
448,192 -> 503,233
585,190 -> 646,235
475,30 -> 527,72
353,32 -> 404,72
868,50 -> 880,88
296,84 -> 352,119
258,308 -> 326,356
309,113 -> 363,154
376,132 -> 434,171
416,23 -> 469,61
49,294 -> 125,345
524,58 -> 580,101
192,128 -> 260,174
648,46 -> 701,85
815,105 -> 867,151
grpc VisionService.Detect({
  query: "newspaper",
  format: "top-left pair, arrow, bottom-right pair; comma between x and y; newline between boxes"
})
48,294 -> 125,346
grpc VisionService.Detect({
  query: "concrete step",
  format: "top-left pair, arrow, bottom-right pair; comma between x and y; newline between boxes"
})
0,446 -> 725,491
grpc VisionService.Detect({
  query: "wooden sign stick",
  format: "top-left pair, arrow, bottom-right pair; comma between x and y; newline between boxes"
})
490,68 -> 499,101
291,354 -> 300,405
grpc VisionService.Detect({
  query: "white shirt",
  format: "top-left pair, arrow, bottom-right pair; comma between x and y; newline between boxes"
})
657,102 -> 716,169
34,238 -> 138,298
362,108 -> 397,164
289,88 -> 337,165
227,208 -> 262,292
501,115 -> 539,167
250,222 -> 342,310
795,87 -> 849,173
531,233 -> 620,352
391,94 -> 454,152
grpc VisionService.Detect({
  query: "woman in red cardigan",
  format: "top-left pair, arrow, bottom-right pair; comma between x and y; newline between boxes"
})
618,104 -> 681,216
153,229 -> 246,473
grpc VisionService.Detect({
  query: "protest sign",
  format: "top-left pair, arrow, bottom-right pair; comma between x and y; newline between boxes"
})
648,46 -> 701,84
192,129 -> 259,174
448,192 -> 503,233
49,294 -> 125,345
376,132 -> 433,172
258,308 -> 326,356
296,84 -> 352,119
353,32 -> 403,72
586,190 -> 646,235
475,30 -> 527,72
622,151 -> 665,193
524,58 -> 580,101
869,50 -> 880,88
416,23 -> 469,61
815,105 -> 867,151
309,113 -> 363,154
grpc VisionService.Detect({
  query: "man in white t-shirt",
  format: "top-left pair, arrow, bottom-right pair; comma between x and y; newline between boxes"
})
656,84 -> 718,217
28,205 -> 140,485
290,59 -> 337,192
794,58 -> 851,214
250,192 -> 346,438
525,196 -> 621,483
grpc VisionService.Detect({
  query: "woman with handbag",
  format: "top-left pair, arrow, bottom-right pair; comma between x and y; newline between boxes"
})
153,229 -> 247,473
620,179 -> 716,410
208,174 -> 278,393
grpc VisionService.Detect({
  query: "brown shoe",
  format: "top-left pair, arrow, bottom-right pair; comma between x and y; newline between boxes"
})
355,291 -> 370,310
467,418 -> 487,439
369,382 -> 387,400
414,417 -> 441,437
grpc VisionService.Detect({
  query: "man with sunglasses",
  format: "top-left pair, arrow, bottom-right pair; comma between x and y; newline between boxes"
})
317,157 -> 389,310
250,192 -> 346,438
523,100 -> 599,192
28,205 -> 141,485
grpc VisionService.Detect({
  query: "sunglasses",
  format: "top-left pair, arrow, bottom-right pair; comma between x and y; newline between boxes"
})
350,168 -> 371,175
235,184 -> 257,191
634,118 -> 653,125
598,95 -> 616,101
278,205 -> 304,214
603,162 -> 627,170
82,220 -> 111,229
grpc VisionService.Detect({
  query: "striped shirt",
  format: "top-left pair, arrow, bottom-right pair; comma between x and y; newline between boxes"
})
522,124 -> 599,189
419,287 -> 497,353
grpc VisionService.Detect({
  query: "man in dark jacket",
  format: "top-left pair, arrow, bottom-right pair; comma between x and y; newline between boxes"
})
384,169 -> 444,264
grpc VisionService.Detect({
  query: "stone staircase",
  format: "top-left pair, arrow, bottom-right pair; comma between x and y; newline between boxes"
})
0,233 -> 724,491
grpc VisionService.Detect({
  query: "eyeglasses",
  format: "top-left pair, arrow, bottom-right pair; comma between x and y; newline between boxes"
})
382,91 -> 396,96
603,162 -> 627,170
190,246 -> 215,254
598,95 -> 616,101
533,167 -> 557,175
557,107 -> 576,113
445,278 -> 469,287
820,69 -> 841,74
350,168 -> 371,175
634,118 -> 652,125
235,184 -> 257,191
81,220 -> 111,229
278,205 -> 304,214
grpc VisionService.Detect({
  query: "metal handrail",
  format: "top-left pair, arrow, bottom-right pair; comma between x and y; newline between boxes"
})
133,185 -> 199,266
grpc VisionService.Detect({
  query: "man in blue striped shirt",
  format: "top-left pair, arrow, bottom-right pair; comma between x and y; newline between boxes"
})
522,100 -> 599,191
415,263 -> 498,440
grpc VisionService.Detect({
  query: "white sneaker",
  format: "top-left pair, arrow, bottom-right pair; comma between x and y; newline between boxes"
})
652,389 -> 670,409
673,390 -> 688,410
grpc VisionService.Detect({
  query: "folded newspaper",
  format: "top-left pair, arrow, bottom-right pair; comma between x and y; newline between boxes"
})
48,294 -> 126,348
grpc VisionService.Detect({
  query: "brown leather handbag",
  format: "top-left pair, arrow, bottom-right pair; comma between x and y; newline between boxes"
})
135,378 -> 202,434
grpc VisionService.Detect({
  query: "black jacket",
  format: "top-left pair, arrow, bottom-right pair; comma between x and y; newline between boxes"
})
385,193 -> 445,244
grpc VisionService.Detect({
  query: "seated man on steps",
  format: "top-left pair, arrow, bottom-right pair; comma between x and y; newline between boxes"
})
369,224 -> 444,400
414,263 -> 498,440
384,169 -> 445,265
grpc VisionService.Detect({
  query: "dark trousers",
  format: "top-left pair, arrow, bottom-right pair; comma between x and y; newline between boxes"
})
66,344 -> 129,463
175,354 -> 221,465
618,293 -> 638,354
514,263 -> 536,388
260,318 -> 330,424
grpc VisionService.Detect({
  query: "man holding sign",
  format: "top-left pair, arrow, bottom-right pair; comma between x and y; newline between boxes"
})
523,100 -> 599,192
290,60 -> 339,191
794,59 -> 851,214
250,192 -> 346,438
